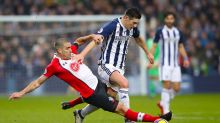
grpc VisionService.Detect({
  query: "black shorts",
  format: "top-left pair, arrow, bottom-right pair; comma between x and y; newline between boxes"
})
83,82 -> 118,112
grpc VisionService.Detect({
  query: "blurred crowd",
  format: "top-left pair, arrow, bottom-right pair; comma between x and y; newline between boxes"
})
0,0 -> 220,93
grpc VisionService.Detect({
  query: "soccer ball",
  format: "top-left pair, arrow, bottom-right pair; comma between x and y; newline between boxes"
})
154,118 -> 168,123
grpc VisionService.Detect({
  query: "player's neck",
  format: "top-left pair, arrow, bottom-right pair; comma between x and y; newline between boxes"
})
165,25 -> 173,29
120,18 -> 129,30
57,53 -> 70,60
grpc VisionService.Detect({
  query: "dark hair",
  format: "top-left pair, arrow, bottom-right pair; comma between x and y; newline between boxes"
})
164,11 -> 176,19
125,7 -> 141,19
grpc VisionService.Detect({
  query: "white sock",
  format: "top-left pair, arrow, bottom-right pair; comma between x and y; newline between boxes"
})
118,88 -> 130,108
169,89 -> 176,100
161,88 -> 170,114
118,88 -> 132,122
81,104 -> 99,118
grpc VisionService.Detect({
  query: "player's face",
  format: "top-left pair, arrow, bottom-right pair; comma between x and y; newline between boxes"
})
60,42 -> 72,59
125,17 -> 140,30
165,15 -> 175,28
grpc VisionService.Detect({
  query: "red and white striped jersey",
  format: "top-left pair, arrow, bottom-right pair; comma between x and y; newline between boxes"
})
43,44 -> 98,98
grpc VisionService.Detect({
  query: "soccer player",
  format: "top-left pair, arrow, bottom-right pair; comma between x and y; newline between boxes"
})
148,11 -> 190,114
9,37 -> 172,123
62,7 -> 154,123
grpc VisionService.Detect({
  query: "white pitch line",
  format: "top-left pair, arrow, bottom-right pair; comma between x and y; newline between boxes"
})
170,112 -> 220,121
174,116 -> 220,120
174,111 -> 220,115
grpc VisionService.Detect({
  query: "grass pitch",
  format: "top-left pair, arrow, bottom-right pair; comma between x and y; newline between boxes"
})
0,94 -> 219,123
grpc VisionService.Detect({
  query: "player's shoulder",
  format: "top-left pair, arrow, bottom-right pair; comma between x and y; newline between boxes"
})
47,57 -> 59,68
156,26 -> 164,34
173,26 -> 180,32
112,18 -> 119,24
104,18 -> 118,27
173,27 -> 183,35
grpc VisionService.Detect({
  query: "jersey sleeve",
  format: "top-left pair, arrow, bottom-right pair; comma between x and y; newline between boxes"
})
179,30 -> 186,44
132,27 -> 140,38
96,20 -> 117,38
43,63 -> 55,78
71,43 -> 79,54
153,29 -> 162,43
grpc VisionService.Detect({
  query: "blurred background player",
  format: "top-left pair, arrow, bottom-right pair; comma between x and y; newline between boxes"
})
148,11 -> 190,114
146,30 -> 160,97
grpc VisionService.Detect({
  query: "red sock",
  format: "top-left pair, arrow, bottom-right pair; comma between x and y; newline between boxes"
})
125,109 -> 160,122
69,97 -> 83,107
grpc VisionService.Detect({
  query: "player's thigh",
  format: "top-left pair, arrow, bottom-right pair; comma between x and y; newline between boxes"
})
109,71 -> 128,88
159,66 -> 172,89
162,80 -> 172,89
159,66 -> 172,82
84,82 -> 118,112
98,64 -> 126,90
171,67 -> 181,92
98,65 -> 111,84
171,67 -> 181,82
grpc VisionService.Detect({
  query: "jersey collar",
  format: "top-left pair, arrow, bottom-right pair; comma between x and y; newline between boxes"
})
118,17 -> 127,30
164,25 -> 174,31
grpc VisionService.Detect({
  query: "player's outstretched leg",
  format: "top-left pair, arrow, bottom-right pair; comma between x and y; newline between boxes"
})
115,102 -> 172,122
62,97 -> 83,110
74,110 -> 84,123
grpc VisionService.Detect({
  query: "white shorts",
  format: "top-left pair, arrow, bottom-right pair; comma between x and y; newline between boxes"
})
98,64 -> 125,91
159,66 -> 181,82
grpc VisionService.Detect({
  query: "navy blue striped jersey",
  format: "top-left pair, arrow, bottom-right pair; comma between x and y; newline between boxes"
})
96,18 -> 140,69
154,25 -> 186,67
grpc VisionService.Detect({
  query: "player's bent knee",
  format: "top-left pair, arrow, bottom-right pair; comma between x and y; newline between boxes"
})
163,81 -> 171,89
113,79 -> 129,88
173,83 -> 180,92
173,87 -> 180,92
120,81 -> 129,88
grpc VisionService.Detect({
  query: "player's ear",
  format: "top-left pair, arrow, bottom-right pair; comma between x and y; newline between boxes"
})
57,48 -> 62,54
123,15 -> 129,20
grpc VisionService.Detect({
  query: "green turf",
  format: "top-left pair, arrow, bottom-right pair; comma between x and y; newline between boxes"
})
0,94 -> 220,123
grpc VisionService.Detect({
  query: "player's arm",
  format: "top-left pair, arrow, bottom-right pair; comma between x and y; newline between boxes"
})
149,43 -> 158,56
147,43 -> 159,68
73,41 -> 101,62
74,20 -> 116,46
74,34 -> 103,46
147,29 -> 161,68
134,37 -> 154,64
178,31 -> 190,68
134,37 -> 150,54
73,21 -> 116,61
9,75 -> 48,100
179,43 -> 190,68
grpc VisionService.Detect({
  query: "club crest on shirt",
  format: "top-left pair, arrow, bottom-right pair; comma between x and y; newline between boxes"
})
97,28 -> 103,33
70,62 -> 80,72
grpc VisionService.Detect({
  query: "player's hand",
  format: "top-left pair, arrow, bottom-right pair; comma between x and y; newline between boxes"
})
9,92 -> 24,100
147,53 -> 154,64
183,59 -> 190,68
147,63 -> 153,69
73,54 -> 84,64
92,34 -> 104,45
